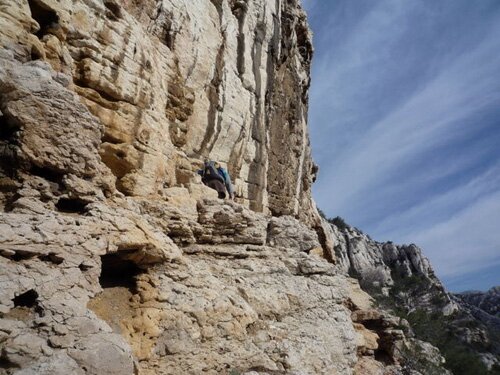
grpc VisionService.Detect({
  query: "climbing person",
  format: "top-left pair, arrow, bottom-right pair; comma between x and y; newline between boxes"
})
215,162 -> 235,200
198,160 -> 235,200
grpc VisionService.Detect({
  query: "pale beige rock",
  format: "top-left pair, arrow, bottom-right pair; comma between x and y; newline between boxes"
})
0,0 -> 444,374
0,0 -> 317,220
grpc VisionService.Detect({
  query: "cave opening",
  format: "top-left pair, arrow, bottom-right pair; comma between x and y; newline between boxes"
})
56,197 -> 88,214
0,113 -> 19,142
10,289 -> 44,320
30,165 -> 64,184
13,289 -> 38,308
27,0 -> 59,38
99,253 -> 143,292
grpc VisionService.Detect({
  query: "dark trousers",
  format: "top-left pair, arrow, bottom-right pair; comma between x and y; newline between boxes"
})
206,179 -> 227,199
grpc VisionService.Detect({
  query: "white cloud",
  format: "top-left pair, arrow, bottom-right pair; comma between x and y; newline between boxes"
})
309,0 -> 500,286
400,190 -> 500,279
315,28 -> 500,212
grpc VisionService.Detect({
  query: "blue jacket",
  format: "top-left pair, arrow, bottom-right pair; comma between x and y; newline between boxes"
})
197,163 -> 235,196
217,167 -> 234,196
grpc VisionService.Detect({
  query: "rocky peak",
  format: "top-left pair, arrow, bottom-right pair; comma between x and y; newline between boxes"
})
455,287 -> 500,318
329,219 -> 500,374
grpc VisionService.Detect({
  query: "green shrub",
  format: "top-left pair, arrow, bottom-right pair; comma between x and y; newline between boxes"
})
329,216 -> 349,230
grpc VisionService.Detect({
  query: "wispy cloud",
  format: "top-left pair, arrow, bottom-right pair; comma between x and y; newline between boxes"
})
304,0 -> 500,290
401,190 -> 500,278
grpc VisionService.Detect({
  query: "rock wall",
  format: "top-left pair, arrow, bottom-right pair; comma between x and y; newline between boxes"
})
2,1 -> 483,374
455,287 -> 500,318
0,0 -> 316,221
0,1 -> 364,374
330,221 -> 500,373
331,225 -> 455,312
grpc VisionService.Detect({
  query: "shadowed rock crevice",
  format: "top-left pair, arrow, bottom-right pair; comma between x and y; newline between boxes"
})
0,112 -> 22,177
0,355 -> 19,371
55,197 -> 88,214
7,289 -> 44,321
231,0 -> 249,78
198,38 -> 226,157
98,253 -> 143,292
13,289 -> 39,309
103,0 -> 123,21
27,0 -> 59,38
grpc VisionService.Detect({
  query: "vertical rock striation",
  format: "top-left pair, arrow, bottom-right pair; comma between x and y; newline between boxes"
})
0,1 -> 356,374
3,1 -> 493,374
0,0 -> 316,221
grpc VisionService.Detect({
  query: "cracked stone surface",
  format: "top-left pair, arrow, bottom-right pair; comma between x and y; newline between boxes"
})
0,0 -> 452,374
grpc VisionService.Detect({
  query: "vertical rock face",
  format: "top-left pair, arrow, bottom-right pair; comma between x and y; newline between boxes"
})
6,1 -> 496,374
0,1 -> 362,374
0,0 -> 316,221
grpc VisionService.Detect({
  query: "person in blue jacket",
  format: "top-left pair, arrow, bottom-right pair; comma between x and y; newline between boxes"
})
198,160 -> 235,200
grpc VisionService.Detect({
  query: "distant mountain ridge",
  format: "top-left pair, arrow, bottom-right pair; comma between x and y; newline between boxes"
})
455,287 -> 500,318
327,217 -> 500,375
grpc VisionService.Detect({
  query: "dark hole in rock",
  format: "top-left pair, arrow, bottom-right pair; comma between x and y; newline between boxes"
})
361,319 -> 385,332
101,133 -> 122,145
79,263 -> 93,272
56,198 -> 88,214
30,165 -> 64,183
104,0 -> 122,20
0,114 -> 21,177
0,355 -> 19,370
374,348 -> 394,365
39,252 -> 64,265
0,114 -> 20,142
115,150 -> 126,159
99,253 -> 143,292
27,0 -> 59,38
11,250 -> 37,262
0,143 -> 20,178
11,289 -> 44,318
13,289 -> 38,308
30,47 -> 43,61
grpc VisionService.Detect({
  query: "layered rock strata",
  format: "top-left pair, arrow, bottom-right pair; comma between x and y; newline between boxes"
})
0,0 -> 316,221
330,221 -> 500,374
0,0 -> 477,374
0,0 -> 361,374
1,193 -> 363,374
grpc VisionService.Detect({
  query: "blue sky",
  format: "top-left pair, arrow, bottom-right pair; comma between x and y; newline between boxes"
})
302,0 -> 500,292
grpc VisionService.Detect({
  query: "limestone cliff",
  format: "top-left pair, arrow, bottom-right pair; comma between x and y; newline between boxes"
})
0,1 -> 358,374
456,287 -> 500,318
0,0 -> 317,221
329,219 -> 500,374
0,1 -> 485,374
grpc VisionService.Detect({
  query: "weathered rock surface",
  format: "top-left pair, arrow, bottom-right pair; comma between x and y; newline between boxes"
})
1,195 -> 362,374
0,0 -> 361,372
329,220 -> 500,374
1,0 -> 486,374
0,0 -> 317,223
455,286 -> 500,318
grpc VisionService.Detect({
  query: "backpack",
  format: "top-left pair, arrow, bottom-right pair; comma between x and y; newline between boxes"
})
202,161 -> 225,184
